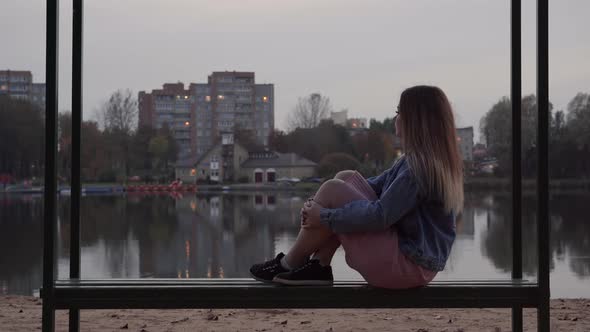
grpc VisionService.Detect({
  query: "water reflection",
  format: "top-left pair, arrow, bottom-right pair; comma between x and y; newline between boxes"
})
0,191 -> 589,297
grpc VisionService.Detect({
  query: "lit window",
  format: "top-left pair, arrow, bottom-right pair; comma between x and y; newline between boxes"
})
190,169 -> 196,176
262,96 -> 268,102
205,96 -> 211,102
184,95 -> 189,99
185,121 -> 190,126
218,95 -> 224,100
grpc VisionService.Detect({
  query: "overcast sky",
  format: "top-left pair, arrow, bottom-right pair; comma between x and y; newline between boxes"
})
2,0 -> 589,141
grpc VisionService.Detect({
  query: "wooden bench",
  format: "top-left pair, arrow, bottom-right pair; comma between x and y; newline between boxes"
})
49,279 -> 540,310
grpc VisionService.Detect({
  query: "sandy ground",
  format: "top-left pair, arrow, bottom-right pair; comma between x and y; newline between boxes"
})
0,296 -> 588,331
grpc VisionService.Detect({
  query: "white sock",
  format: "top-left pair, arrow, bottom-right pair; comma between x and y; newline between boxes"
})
280,256 -> 293,270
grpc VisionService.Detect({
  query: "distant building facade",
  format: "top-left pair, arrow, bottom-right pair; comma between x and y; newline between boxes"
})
139,71 -> 274,160
138,83 -> 193,157
175,135 -> 316,184
239,151 -> 317,184
0,70 -> 45,109
347,117 -> 368,129
330,109 -> 348,126
456,127 -> 474,161
175,137 -> 251,183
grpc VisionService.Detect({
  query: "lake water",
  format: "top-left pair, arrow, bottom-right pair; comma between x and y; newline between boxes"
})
1,190 -> 589,298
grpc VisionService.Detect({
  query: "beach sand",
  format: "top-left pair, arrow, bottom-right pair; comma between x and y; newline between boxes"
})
1,296 -> 588,331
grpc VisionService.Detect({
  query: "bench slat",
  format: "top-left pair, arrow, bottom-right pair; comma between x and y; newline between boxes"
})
49,279 -> 541,310
55,278 -> 534,286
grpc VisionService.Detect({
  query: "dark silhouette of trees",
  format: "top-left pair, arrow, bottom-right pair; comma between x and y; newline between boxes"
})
318,153 -> 361,178
0,96 -> 44,180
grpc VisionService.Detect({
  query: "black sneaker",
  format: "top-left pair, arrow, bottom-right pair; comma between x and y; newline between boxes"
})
250,253 -> 289,283
273,259 -> 334,286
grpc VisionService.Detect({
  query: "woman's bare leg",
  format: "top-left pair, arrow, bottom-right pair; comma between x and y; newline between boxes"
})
284,170 -> 367,268
311,235 -> 341,266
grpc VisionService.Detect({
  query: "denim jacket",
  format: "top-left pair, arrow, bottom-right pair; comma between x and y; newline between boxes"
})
319,157 -> 456,272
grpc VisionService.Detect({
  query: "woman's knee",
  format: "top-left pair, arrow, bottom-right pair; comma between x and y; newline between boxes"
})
321,178 -> 347,191
334,170 -> 356,181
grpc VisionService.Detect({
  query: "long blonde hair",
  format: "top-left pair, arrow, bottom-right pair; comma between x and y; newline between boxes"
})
398,86 -> 464,214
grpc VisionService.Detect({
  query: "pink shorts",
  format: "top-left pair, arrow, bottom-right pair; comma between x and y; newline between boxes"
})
336,171 -> 437,289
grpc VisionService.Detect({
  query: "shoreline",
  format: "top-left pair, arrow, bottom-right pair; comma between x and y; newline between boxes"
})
1,296 -> 588,331
2,178 -> 590,195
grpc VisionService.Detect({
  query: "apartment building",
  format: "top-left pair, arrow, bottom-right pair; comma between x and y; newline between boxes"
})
139,72 -> 274,160
138,83 -> 193,158
457,126 -> 474,161
0,70 -> 45,109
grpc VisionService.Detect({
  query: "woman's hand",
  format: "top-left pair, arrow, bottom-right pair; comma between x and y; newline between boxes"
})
301,199 -> 323,228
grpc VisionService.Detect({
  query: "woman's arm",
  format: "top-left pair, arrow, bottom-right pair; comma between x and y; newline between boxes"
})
365,172 -> 387,197
319,169 -> 420,233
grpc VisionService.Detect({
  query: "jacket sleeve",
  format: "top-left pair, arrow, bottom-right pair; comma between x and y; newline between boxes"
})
319,169 -> 420,233
365,172 -> 387,197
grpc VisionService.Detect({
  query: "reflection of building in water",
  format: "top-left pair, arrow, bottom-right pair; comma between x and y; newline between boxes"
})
0,196 -> 48,295
456,204 -> 475,237
169,194 -> 298,278
437,195 -> 480,276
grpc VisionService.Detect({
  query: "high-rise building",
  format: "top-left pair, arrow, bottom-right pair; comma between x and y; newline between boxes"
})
195,72 -> 274,155
0,70 -> 45,109
139,72 -> 274,160
138,83 -> 193,158
330,109 -> 348,126
30,83 -> 46,109
457,127 -> 474,161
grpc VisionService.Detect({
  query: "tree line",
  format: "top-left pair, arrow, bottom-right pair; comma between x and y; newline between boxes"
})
271,93 -> 400,179
0,90 -> 178,185
480,92 -> 590,178
2,89 -> 589,185
278,92 -> 590,180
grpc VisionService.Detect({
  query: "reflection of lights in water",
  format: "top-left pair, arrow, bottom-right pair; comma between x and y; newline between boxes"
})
177,270 -> 182,279
1,280 -> 7,295
185,269 -> 190,278
210,196 -> 220,217
219,267 -> 224,279
190,200 -> 197,211
207,263 -> 212,278
185,240 -> 190,260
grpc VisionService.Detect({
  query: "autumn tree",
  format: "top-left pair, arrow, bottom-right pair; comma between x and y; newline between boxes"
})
98,89 -> 138,180
566,92 -> 590,148
0,96 -> 44,179
318,153 -> 361,178
99,89 -> 138,135
479,95 -> 554,176
286,93 -> 333,131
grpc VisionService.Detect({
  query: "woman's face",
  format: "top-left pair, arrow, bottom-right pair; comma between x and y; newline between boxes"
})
394,105 -> 401,137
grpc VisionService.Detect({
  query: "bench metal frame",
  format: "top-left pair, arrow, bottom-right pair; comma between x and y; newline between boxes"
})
40,0 -> 551,331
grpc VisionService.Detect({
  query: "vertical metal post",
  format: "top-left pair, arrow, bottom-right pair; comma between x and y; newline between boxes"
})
510,0 -> 523,331
69,0 -> 83,331
43,1 -> 59,331
537,0 -> 550,331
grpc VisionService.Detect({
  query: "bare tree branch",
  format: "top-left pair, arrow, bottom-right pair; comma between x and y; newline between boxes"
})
287,93 -> 333,131
100,89 -> 138,135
